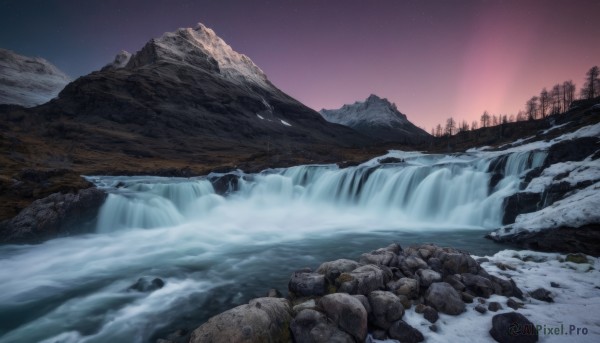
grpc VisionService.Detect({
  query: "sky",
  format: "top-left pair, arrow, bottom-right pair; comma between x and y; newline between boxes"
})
1,0 -> 599,131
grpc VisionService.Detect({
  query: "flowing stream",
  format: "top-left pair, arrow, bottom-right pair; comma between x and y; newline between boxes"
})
0,150 -> 546,343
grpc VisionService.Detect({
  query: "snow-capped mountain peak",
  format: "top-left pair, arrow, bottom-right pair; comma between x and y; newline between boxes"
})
127,23 -> 272,89
102,50 -> 132,71
321,94 -> 409,128
0,48 -> 71,107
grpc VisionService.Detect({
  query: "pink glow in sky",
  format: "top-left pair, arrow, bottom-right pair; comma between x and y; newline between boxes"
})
2,0 -> 599,132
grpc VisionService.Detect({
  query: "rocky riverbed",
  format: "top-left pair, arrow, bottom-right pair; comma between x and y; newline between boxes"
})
165,243 -> 600,343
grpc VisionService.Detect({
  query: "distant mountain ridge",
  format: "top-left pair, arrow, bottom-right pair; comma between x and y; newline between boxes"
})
0,48 -> 70,107
320,94 -> 430,143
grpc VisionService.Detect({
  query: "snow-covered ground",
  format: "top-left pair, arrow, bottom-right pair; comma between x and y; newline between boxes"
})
375,250 -> 600,343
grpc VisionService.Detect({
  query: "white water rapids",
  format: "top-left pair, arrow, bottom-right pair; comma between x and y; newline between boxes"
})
0,150 -> 546,343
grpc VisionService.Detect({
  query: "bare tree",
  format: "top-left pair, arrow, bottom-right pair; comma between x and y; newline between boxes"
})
551,84 -> 561,114
435,124 -> 443,137
501,115 -> 508,124
480,111 -> 491,127
508,114 -> 515,122
562,80 -> 576,109
581,66 -> 599,99
516,110 -> 527,122
539,88 -> 550,118
526,96 -> 538,120
471,120 -> 478,131
445,117 -> 456,136
458,120 -> 469,133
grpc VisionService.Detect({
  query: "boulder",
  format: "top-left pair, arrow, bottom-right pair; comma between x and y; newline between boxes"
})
359,248 -> 398,267
290,309 -> 354,343
404,256 -> 428,271
416,269 -> 442,288
444,274 -> 466,292
507,298 -> 524,310
530,288 -> 553,303
424,282 -> 465,315
461,273 -> 495,298
489,312 -> 538,343
316,259 -> 360,284
436,251 -> 480,277
488,302 -> 502,312
565,253 -> 588,264
423,306 -> 439,323
289,269 -> 326,297
475,304 -> 487,314
189,297 -> 292,343
388,320 -> 424,343
337,264 -> 386,295
319,293 -> 368,342
128,277 -> 164,292
292,299 -> 318,314
387,277 -> 419,299
367,291 -> 404,329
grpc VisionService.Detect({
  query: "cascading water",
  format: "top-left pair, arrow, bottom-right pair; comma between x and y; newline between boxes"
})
0,150 -> 546,343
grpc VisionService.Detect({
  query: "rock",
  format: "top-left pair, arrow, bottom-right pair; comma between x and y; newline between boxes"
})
289,269 -> 326,297
478,298 -> 486,304
293,299 -> 318,314
477,257 -> 490,263
489,312 -> 538,343
290,309 -> 354,343
417,269 -> 442,288
266,288 -> 282,298
209,174 -> 239,195
426,257 -> 442,273
429,324 -> 438,332
129,277 -> 165,292
424,282 -> 465,315
475,304 -> 487,314
404,256 -> 428,271
398,295 -> 411,309
379,157 -> 403,164
388,277 -> 420,299
507,298 -> 524,310
489,275 -> 518,297
359,248 -> 398,267
353,294 -> 371,314
488,302 -> 502,312
502,192 -> 542,225
319,293 -> 368,342
388,320 -> 424,343
550,282 -> 560,288
337,264 -> 386,295
0,187 -> 107,244
316,259 -> 360,284
461,292 -> 475,303
423,307 -> 439,323
367,291 -> 404,329
566,253 -> 588,264
495,262 -> 516,271
371,329 -> 388,340
414,303 -> 427,314
530,288 -> 553,303
461,273 -> 495,298
189,297 -> 292,343
444,275 -> 466,292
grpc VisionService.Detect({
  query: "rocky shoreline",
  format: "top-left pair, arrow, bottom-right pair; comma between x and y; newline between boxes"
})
159,243 -> 600,343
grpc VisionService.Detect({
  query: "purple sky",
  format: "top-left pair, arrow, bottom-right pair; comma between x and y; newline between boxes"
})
1,0 -> 598,131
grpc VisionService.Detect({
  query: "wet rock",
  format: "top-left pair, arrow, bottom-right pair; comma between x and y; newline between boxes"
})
416,269 -> 441,288
426,257 -> 442,273
337,264 -> 386,295
379,157 -> 403,164
488,302 -> 502,312
461,292 -> 475,303
423,306 -> 439,323
489,275 -> 517,297
359,248 -> 398,267
502,192 -> 542,225
388,320 -> 424,343
289,269 -> 326,297
475,304 -> 487,314
352,294 -> 371,314
319,293 -> 368,342
371,329 -> 388,340
368,290 -> 404,329
266,288 -> 282,298
189,297 -> 292,343
398,295 -> 411,309
290,309 -> 354,343
489,312 -> 538,343
317,259 -> 360,280
292,299 -> 317,314
209,174 -> 239,195
444,274 -> 466,292
530,288 -> 553,303
566,253 -> 588,264
550,282 -> 560,288
461,273 -> 495,298
388,277 -> 419,299
129,277 -> 165,292
429,324 -> 438,332
424,282 -> 465,315
404,256 -> 428,271
437,252 -> 480,277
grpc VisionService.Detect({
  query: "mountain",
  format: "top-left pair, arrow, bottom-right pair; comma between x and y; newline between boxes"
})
0,48 -> 71,107
320,94 -> 430,143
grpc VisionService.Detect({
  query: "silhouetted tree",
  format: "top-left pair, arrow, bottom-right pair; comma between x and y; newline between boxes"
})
551,84 -> 561,114
445,117 -> 456,136
516,110 -> 527,122
580,66 -> 599,99
539,88 -> 550,118
480,111 -> 491,127
471,120 -> 478,131
562,80 -> 576,109
435,124 -> 443,137
459,120 -> 469,133
526,96 -> 538,120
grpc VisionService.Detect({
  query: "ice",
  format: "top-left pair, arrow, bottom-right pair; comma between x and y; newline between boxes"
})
280,119 -> 292,126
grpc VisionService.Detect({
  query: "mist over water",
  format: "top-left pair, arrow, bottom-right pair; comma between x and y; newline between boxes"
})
0,150 -> 546,343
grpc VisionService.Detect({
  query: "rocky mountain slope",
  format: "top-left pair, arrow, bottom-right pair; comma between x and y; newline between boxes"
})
320,94 -> 430,143
0,48 -> 70,107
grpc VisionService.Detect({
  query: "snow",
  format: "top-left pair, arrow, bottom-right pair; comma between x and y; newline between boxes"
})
541,122 -> 570,135
525,157 -> 600,193
320,94 -> 411,128
149,23 -> 272,89
103,50 -> 131,70
256,114 -> 264,120
510,182 -> 600,232
280,119 -> 292,127
0,48 -> 71,107
375,250 -> 600,343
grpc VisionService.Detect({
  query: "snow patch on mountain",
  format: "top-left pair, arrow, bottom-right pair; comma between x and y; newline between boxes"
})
102,50 -> 132,71
0,48 -> 71,107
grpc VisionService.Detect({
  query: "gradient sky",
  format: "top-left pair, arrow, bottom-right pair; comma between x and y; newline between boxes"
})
1,0 -> 599,131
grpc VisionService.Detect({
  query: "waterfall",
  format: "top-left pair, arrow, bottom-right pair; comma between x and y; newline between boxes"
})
91,150 -> 547,231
